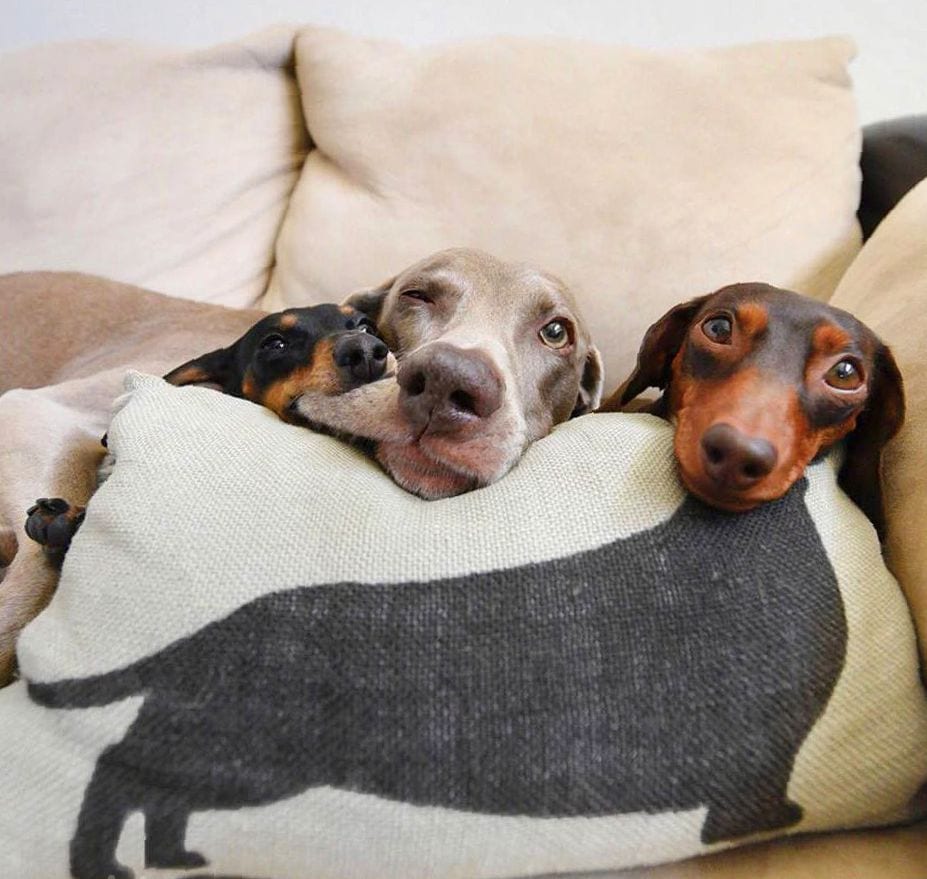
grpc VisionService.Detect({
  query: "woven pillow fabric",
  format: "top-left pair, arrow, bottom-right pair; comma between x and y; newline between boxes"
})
1,372 -> 925,879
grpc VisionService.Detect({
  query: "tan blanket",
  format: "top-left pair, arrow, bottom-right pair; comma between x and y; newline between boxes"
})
0,271 -> 261,683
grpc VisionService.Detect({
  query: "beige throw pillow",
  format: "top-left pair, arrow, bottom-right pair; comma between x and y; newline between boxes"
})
0,27 -> 308,308
267,29 -> 862,382
830,178 -> 927,669
2,373 -> 925,879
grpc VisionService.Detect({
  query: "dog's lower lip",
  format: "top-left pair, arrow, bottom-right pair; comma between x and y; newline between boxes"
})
681,472 -> 768,512
377,440 -> 480,498
403,440 -> 471,478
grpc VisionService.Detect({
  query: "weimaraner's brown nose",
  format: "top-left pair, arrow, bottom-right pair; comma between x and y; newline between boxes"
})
398,343 -> 504,434
700,423 -> 778,489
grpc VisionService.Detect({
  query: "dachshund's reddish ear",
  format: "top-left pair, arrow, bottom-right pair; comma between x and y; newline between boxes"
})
838,344 -> 905,540
163,347 -> 234,390
598,295 -> 710,412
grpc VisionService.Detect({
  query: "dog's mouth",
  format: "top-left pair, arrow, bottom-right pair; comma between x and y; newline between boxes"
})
291,381 -> 522,499
375,440 -> 481,499
676,450 -> 806,513
376,418 -> 524,499
677,471 -> 773,513
670,407 -> 808,513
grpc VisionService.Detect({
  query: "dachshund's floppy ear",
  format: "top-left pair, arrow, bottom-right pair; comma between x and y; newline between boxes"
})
572,345 -> 605,417
838,343 -> 905,541
598,295 -> 710,412
163,347 -> 235,391
342,276 -> 397,325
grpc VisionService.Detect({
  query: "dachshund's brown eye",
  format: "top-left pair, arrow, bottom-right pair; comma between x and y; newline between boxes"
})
260,334 -> 288,351
702,315 -> 733,344
825,359 -> 863,390
539,320 -> 571,349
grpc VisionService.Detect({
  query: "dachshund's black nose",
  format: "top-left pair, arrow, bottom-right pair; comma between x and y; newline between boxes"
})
700,423 -> 778,489
333,332 -> 389,384
398,343 -> 504,435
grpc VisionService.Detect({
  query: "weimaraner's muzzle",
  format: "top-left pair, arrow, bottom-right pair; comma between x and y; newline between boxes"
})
294,248 -> 604,498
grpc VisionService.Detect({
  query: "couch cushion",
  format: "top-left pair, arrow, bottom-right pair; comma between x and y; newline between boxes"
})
2,372 -> 925,879
266,29 -> 862,383
830,178 -> 927,670
0,27 -> 308,308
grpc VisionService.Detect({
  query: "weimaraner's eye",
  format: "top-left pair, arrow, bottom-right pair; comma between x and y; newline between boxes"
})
539,320 -> 571,350
401,289 -> 433,305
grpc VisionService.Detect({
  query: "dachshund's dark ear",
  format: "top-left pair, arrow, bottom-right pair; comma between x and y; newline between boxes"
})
598,295 -> 710,412
839,344 -> 905,540
342,276 -> 396,325
572,345 -> 605,417
163,347 -> 234,390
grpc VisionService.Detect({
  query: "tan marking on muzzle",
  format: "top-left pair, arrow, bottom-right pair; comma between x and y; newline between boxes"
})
241,373 -> 256,402
261,338 -> 342,419
671,366 -> 804,509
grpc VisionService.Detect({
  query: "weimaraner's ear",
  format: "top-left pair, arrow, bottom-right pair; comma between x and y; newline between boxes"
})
598,295 -> 711,412
838,343 -> 905,541
572,345 -> 605,417
163,347 -> 234,390
342,276 -> 396,325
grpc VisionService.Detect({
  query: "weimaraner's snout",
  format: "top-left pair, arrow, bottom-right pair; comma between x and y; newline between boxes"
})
398,343 -> 504,435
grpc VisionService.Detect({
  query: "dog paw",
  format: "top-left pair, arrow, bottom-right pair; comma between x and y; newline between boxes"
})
24,498 -> 85,551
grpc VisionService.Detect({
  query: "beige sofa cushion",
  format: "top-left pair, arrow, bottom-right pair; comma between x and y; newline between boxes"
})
0,27 -> 308,308
267,29 -> 862,383
830,178 -> 927,669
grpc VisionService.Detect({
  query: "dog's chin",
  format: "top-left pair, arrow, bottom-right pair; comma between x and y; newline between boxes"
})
678,468 -> 796,513
376,441 -> 481,499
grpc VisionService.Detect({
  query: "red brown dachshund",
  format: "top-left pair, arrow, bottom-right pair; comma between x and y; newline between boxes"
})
599,282 -> 905,538
25,303 -> 389,560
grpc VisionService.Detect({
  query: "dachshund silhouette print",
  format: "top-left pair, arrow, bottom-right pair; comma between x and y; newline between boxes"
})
29,480 -> 846,879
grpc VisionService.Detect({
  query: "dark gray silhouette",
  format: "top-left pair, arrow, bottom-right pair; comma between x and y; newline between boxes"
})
29,480 -> 846,879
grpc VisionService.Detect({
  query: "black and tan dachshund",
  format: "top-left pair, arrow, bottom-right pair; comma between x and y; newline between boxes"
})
25,303 -> 389,560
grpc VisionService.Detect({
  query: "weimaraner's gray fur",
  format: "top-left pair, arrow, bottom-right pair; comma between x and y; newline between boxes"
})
0,249 -> 602,684
296,248 -> 603,498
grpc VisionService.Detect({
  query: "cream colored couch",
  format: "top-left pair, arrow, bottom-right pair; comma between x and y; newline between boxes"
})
2,23 -> 926,878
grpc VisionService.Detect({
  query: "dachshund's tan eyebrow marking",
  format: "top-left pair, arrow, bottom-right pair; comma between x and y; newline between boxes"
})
261,338 -> 341,418
812,323 -> 851,356
279,313 -> 299,329
735,302 -> 768,337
